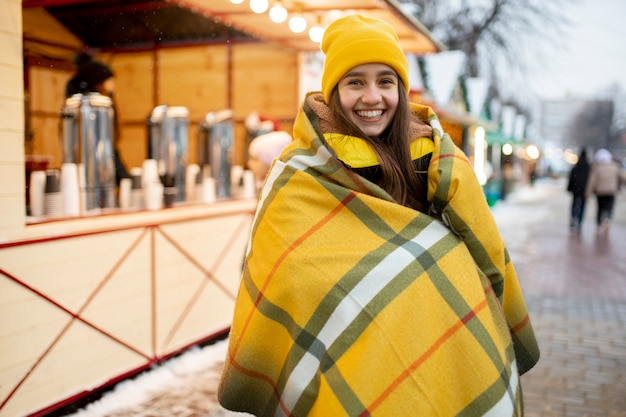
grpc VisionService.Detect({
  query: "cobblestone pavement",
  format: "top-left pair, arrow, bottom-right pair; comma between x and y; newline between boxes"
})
63,179 -> 626,417
503,180 -> 626,417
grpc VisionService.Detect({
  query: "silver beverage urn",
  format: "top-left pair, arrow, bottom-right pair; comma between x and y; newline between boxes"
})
147,105 -> 189,203
197,109 -> 234,198
61,93 -> 116,211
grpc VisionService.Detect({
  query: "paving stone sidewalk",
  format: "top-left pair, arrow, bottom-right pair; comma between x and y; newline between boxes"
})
505,180 -> 626,417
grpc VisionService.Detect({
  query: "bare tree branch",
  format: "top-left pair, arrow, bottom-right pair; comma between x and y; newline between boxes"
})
404,0 -> 578,111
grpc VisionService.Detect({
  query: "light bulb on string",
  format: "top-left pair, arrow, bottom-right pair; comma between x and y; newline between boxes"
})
289,15 -> 307,33
230,0 -> 244,4
309,25 -> 324,43
269,1 -> 288,23
250,0 -> 268,14
308,15 -> 325,43
289,2 -> 307,34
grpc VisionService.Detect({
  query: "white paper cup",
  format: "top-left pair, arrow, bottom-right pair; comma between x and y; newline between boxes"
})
119,178 -> 132,210
241,170 -> 256,199
29,170 -> 46,217
142,159 -> 159,188
145,182 -> 164,210
186,164 -> 200,202
202,177 -> 216,203
61,163 -> 80,216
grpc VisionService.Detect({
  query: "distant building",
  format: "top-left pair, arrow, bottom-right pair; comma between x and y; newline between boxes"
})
535,98 -> 614,173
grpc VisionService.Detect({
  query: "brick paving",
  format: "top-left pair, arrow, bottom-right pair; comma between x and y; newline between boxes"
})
62,178 -> 626,417
499,179 -> 626,417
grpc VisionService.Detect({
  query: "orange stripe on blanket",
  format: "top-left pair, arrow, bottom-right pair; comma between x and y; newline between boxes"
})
229,191 -> 358,359
509,314 -> 530,334
360,298 -> 489,417
431,152 -> 469,164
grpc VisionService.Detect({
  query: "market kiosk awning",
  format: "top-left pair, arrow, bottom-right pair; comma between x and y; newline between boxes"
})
22,0 -> 445,54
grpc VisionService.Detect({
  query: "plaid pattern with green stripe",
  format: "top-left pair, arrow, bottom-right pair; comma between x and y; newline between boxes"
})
218,95 -> 539,417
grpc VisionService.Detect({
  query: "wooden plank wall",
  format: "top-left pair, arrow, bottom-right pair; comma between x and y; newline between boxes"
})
26,43 -> 299,171
0,207 -> 254,417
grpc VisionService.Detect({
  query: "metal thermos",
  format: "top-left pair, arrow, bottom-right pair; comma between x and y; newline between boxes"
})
197,110 -> 234,198
61,93 -> 116,211
147,105 -> 189,202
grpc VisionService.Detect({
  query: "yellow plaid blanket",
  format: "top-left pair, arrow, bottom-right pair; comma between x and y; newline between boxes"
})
218,98 -> 539,417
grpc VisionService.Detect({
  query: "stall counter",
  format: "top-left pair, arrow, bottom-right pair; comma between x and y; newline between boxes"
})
0,199 -> 256,417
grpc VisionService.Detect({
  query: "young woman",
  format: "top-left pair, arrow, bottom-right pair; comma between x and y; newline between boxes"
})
219,15 -> 539,417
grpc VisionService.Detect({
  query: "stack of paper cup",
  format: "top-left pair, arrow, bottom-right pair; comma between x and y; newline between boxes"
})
78,163 -> 87,213
44,170 -> 63,216
142,159 -> 162,210
241,170 -> 256,199
146,182 -> 164,210
231,165 -> 244,197
186,164 -> 200,202
130,167 -> 143,209
142,159 -> 159,187
61,163 -> 80,216
202,177 -> 216,203
119,178 -> 132,210
29,170 -> 46,217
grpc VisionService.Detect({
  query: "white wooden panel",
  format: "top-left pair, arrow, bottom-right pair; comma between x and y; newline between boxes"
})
0,195 -> 25,238
0,228 -> 146,310
80,235 -> 153,355
153,231 -> 208,355
0,277 -> 70,408
164,279 -> 237,353
158,213 -> 248,270
1,320 -> 147,417
211,216 -> 251,296
0,209 -> 253,416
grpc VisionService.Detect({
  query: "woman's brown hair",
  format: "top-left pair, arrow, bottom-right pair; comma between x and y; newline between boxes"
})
329,79 -> 429,212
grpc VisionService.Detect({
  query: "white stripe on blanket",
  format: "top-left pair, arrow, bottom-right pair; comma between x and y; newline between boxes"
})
483,361 -> 519,417
278,220 -> 450,415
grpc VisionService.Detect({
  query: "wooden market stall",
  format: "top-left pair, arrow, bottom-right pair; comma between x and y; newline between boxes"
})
0,1 -> 443,416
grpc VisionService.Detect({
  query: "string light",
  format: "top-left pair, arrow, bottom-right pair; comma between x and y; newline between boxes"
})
288,2 -> 306,33
229,0 -> 244,4
308,15 -> 324,43
250,0 -> 268,14
288,15 -> 306,33
269,1 -> 288,23
309,26 -> 324,43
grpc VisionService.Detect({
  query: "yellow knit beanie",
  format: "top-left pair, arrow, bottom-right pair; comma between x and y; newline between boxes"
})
321,14 -> 409,104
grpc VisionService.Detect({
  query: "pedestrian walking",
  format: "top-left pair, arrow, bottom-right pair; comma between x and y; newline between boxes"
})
586,148 -> 623,234
567,148 -> 590,233
218,14 -> 539,417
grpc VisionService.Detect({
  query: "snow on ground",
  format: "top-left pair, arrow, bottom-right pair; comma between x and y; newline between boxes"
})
65,340 -> 237,417
65,178 -> 566,417
491,177 -> 567,257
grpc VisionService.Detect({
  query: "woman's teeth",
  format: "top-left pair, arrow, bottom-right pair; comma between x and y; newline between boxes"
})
356,110 -> 383,119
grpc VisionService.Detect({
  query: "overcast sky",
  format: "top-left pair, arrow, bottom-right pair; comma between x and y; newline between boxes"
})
527,0 -> 626,100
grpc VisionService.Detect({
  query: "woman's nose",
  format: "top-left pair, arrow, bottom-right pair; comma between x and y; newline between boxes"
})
361,86 -> 382,104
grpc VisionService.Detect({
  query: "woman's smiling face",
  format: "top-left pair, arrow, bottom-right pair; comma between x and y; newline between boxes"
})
337,63 -> 400,138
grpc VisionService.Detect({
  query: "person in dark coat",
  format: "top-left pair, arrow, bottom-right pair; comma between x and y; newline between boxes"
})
65,52 -> 129,185
567,148 -> 590,233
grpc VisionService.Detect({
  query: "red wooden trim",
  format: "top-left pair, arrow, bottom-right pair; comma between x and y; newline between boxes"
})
22,0 -> 101,8
0,206 -> 255,249
150,226 -> 158,359
0,267 -> 153,411
23,327 -> 230,417
153,216 -> 248,347
0,211 -> 253,415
